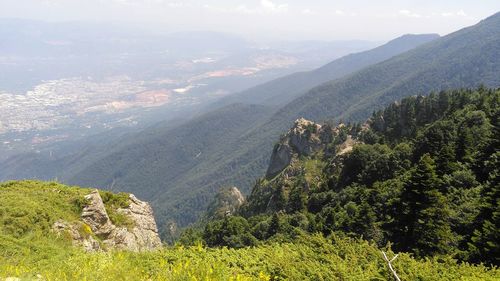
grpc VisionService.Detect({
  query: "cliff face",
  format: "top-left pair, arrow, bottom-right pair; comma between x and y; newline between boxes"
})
206,187 -> 245,220
242,118 -> 360,215
266,118 -> 334,178
54,189 -> 161,252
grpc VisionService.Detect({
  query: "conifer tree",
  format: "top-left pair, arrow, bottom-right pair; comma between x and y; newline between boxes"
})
391,154 -> 453,256
268,213 -> 281,236
469,152 -> 500,265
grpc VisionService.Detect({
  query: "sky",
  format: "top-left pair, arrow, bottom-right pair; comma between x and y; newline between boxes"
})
1,0 -> 500,41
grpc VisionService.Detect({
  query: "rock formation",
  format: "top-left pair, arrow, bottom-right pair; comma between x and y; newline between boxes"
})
53,189 -> 161,252
266,118 -> 335,178
206,187 -> 245,219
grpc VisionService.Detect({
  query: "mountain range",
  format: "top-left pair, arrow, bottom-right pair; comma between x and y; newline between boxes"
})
1,12 -> 499,238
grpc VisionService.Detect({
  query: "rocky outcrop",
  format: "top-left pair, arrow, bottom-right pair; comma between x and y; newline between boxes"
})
53,190 -> 161,252
266,143 -> 293,179
266,118 -> 334,178
81,190 -> 115,238
52,220 -> 101,252
206,187 -> 245,219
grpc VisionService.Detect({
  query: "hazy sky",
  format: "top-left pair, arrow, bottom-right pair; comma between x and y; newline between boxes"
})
1,0 -> 499,41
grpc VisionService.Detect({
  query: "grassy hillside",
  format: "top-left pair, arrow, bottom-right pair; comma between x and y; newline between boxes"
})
2,180 -> 497,280
0,181 -> 134,240
0,181 -> 496,280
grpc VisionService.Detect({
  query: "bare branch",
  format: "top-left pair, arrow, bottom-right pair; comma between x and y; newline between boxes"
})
382,251 -> 401,281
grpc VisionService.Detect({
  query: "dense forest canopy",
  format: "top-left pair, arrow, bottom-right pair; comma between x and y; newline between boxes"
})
183,88 -> 500,266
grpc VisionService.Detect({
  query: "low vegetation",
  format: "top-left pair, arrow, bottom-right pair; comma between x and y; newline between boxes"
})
1,231 -> 498,280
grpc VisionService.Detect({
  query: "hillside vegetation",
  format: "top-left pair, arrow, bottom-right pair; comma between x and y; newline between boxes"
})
186,88 -> 499,267
0,181 -> 497,280
1,14 -> 499,240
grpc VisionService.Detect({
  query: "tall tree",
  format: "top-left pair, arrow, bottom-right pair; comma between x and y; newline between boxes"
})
469,152 -> 500,266
391,154 -> 453,256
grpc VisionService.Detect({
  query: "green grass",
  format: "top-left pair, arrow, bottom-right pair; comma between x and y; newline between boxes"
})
99,190 -> 135,229
303,155 -> 326,188
1,180 -> 498,280
1,234 -> 498,281
0,180 -> 90,238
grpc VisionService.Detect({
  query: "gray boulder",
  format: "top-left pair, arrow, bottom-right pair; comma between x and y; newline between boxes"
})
53,189 -> 161,252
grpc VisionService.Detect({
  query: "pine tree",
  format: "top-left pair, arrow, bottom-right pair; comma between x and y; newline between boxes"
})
391,154 -> 453,256
288,187 -> 307,213
268,213 -> 281,237
469,152 -> 500,265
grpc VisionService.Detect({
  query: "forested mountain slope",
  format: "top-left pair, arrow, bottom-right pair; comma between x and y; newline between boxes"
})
217,34 -> 439,107
71,13 -> 500,235
193,88 -> 500,266
202,10 -> 500,205
273,12 -> 500,123
174,11 -> 500,228
66,104 -> 276,232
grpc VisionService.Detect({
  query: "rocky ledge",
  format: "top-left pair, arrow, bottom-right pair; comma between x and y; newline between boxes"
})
266,118 -> 333,178
53,189 -> 161,252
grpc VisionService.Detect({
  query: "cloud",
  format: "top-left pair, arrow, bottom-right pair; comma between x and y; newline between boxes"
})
441,10 -> 467,17
399,9 -> 422,18
204,0 -> 289,15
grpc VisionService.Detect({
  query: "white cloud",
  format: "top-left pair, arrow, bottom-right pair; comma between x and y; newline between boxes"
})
335,10 -> 344,15
204,0 -> 289,15
399,9 -> 422,18
441,10 -> 467,17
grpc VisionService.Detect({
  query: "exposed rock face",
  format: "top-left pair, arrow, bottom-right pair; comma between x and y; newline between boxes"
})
288,118 -> 323,155
206,187 -> 245,219
53,220 -> 101,252
53,190 -> 161,252
111,194 -> 162,251
266,143 -> 293,179
81,190 -> 115,237
266,118 -> 333,178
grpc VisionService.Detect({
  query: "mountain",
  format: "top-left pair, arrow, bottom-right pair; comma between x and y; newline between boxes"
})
162,12 -> 500,231
213,10 -> 500,195
61,33 -> 438,234
3,13 -> 500,238
0,33 -> 434,230
0,19 -> 252,57
216,34 -> 439,107
61,103 -> 275,232
274,12 -> 500,123
198,88 -> 500,265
